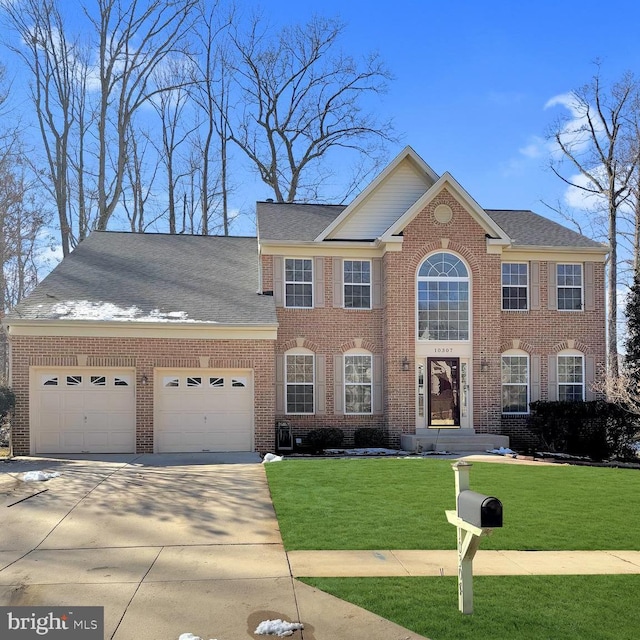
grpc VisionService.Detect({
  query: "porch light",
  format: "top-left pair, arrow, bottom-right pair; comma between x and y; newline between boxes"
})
140,374 -> 149,385
480,359 -> 489,373
402,356 -> 410,371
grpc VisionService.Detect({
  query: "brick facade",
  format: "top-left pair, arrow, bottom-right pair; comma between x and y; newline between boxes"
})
6,150 -> 607,456
267,187 -> 606,450
10,336 -> 275,455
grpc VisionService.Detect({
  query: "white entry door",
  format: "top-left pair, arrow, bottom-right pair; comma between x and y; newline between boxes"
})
155,369 -> 254,452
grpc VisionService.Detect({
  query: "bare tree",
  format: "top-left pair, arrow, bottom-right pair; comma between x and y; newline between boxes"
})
1,0 -> 81,256
88,0 -> 198,230
189,0 -> 233,234
151,57 -> 196,234
121,119 -> 160,233
229,14 -> 395,203
547,67 -> 640,378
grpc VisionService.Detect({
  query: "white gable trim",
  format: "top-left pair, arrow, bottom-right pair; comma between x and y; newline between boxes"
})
315,146 -> 439,241
380,172 -> 512,245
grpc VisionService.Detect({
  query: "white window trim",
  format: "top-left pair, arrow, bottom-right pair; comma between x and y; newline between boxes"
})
284,257 -> 314,309
501,262 -> 529,312
557,263 -> 584,312
557,350 -> 585,401
343,259 -> 372,310
285,348 -> 315,415
501,350 -> 529,415
344,349 -> 373,415
416,251 -> 471,342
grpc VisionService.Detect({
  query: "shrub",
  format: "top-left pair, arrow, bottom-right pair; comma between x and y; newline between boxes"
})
0,385 -> 15,417
353,427 -> 386,448
305,428 -> 344,452
528,400 -> 640,461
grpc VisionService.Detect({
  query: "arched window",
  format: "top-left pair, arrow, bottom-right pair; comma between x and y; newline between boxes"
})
501,350 -> 529,414
343,349 -> 373,414
417,252 -> 469,341
285,348 -> 315,414
557,350 -> 584,401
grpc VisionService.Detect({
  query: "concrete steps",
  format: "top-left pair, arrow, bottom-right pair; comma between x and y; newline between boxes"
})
401,430 -> 509,454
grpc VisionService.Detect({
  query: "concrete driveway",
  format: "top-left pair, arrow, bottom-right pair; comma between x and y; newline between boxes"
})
0,454 -> 426,640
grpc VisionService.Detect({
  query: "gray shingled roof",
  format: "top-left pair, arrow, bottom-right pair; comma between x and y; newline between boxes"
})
257,201 -> 345,242
257,200 -> 605,249
485,210 -> 605,248
8,232 -> 277,325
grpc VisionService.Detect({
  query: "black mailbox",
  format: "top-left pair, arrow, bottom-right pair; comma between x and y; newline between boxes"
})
457,490 -> 503,528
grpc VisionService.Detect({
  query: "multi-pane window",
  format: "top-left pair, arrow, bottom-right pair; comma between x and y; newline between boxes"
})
285,258 -> 313,308
501,355 -> 529,413
344,260 -> 371,309
286,354 -> 314,414
558,354 -> 584,401
417,252 -> 469,341
502,263 -> 528,310
557,264 -> 583,310
344,354 -> 372,414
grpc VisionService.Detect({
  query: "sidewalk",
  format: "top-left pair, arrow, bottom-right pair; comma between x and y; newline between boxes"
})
288,549 -> 640,577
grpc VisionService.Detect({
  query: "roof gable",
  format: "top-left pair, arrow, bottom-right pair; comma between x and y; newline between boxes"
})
381,172 -> 511,244
316,146 -> 439,241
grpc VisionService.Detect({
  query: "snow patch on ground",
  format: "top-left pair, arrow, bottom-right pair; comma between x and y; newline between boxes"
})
46,300 -> 209,323
254,619 -> 304,637
23,471 -> 60,482
262,453 -> 284,463
487,447 -> 515,455
178,634 -> 217,640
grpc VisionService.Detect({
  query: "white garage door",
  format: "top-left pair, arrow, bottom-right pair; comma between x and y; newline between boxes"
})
156,370 -> 254,452
31,369 -> 136,454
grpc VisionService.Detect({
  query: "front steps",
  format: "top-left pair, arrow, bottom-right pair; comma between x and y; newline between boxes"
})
400,429 -> 509,454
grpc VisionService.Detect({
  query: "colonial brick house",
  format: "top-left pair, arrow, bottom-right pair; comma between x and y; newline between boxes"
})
3,147 -> 607,456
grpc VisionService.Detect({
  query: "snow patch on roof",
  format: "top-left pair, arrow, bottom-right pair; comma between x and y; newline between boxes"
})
44,301 -> 210,323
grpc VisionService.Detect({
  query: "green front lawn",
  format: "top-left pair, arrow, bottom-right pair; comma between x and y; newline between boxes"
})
265,458 -> 640,550
267,459 -> 640,639
302,575 -> 640,640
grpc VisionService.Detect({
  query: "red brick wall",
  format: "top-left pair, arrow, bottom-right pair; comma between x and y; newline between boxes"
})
268,187 -> 606,448
9,335 -> 275,455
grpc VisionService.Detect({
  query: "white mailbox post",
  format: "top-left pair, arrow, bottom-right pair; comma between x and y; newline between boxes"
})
445,461 -> 503,615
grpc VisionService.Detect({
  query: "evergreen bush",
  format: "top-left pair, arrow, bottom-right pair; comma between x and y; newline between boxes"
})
353,427 -> 386,448
305,427 -> 344,452
528,400 -> 639,461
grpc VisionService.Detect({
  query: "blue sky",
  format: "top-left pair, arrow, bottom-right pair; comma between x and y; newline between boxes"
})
6,0 -> 639,246
229,0 -> 640,236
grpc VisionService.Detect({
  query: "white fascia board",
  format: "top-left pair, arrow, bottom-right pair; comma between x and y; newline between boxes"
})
259,240 -> 385,257
501,245 -> 609,262
4,320 -> 279,340
381,172 -> 512,242
314,146 -> 440,241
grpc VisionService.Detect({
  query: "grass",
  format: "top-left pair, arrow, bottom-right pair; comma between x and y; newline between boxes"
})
265,458 -> 640,550
301,575 -> 640,640
267,459 -> 640,638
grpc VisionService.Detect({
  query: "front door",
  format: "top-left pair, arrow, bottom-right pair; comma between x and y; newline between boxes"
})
427,358 -> 460,427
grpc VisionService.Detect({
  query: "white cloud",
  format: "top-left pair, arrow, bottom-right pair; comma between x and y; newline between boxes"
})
563,172 -> 605,211
518,136 -> 546,159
